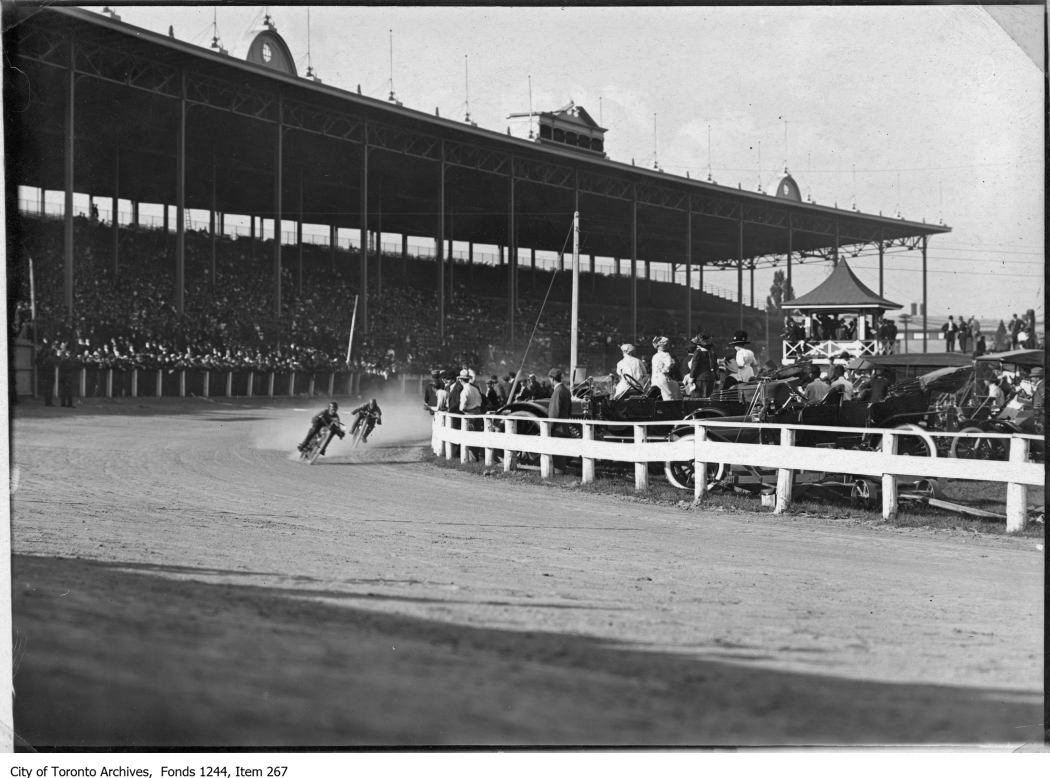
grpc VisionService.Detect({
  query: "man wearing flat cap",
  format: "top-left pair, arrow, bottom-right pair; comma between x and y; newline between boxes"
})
614,343 -> 648,399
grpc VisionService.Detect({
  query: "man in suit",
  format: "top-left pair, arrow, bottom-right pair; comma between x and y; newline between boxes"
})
688,333 -> 719,398
548,368 -> 572,472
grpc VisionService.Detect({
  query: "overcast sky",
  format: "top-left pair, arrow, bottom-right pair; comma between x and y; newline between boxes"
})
104,4 -> 1044,323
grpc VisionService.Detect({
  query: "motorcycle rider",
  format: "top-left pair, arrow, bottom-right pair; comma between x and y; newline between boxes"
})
298,401 -> 345,455
350,398 -> 383,443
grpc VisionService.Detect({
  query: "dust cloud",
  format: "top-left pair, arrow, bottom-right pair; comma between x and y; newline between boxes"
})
253,386 -> 435,456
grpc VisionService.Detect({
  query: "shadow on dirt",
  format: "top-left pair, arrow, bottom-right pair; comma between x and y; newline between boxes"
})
11,555 -> 1042,749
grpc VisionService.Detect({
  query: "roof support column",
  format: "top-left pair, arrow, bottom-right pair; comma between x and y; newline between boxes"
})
921,235 -> 928,354
63,37 -> 75,318
272,96 -> 283,320
210,147 -> 217,289
438,141 -> 445,344
878,233 -> 884,297
377,190 -> 383,298
737,208 -> 744,330
175,70 -> 186,316
631,187 -> 638,342
507,165 -> 516,348
359,126 -> 369,333
685,203 -> 692,336
330,224 -> 337,272
297,170 -> 304,298
749,260 -> 755,309
111,146 -> 120,277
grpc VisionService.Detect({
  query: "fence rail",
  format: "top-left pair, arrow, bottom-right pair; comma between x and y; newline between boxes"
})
431,411 -> 1042,532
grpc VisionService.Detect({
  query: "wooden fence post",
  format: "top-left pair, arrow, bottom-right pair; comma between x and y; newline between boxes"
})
308,375 -> 316,397
268,373 -> 275,398
244,372 -> 251,398
131,368 -> 138,398
633,424 -> 648,491
503,419 -> 517,472
483,417 -> 495,467
774,427 -> 795,513
288,372 -> 296,398
156,369 -> 163,398
79,368 -> 86,398
105,369 -> 113,399
460,414 -> 470,464
179,370 -> 186,398
328,373 -> 335,397
881,431 -> 898,520
581,423 -> 595,484
692,425 -> 708,505
225,371 -> 233,398
203,371 -> 210,398
539,419 -> 552,478
1006,436 -> 1030,533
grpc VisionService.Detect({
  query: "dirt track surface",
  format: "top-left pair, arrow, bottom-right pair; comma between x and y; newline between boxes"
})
9,397 -> 1044,748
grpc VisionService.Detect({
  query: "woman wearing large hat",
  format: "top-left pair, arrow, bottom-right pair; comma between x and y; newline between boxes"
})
729,330 -> 758,382
650,336 -> 682,400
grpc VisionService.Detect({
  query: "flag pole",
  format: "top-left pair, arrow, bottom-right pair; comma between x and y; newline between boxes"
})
570,210 -> 580,386
345,294 -> 359,364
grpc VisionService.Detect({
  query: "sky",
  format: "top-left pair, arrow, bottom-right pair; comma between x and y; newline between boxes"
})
82,4 -> 1044,322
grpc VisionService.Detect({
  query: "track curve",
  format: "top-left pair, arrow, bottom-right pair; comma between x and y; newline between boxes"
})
8,397 -> 1044,747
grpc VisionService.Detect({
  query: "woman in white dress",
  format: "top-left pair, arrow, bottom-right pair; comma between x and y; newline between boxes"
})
650,336 -> 681,400
614,343 -> 648,398
729,330 -> 758,383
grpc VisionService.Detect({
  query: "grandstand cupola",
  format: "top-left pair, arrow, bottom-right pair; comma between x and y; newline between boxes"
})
245,22 -> 297,76
774,168 -> 802,201
536,102 -> 607,157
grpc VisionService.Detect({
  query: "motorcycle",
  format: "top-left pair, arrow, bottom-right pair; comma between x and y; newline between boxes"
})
298,421 -> 347,464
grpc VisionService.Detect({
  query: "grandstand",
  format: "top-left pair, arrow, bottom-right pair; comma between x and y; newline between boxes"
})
5,5 -> 948,398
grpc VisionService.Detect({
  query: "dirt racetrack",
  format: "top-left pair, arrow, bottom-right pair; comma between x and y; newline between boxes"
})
8,395 -> 1044,748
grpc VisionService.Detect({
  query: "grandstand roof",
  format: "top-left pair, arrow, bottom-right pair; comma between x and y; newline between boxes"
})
7,5 -> 950,266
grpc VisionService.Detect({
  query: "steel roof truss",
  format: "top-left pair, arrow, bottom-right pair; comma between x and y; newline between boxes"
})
186,73 -> 277,123
444,141 -> 510,176
369,122 -> 441,162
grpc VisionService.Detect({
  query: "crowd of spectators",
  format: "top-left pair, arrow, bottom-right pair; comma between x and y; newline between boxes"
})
11,217 -> 760,387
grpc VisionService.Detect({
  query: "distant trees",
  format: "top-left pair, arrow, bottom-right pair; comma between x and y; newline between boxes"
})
766,269 -> 796,315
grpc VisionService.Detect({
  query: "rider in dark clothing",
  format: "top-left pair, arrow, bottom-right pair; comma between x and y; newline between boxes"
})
298,401 -> 345,455
350,398 -> 383,443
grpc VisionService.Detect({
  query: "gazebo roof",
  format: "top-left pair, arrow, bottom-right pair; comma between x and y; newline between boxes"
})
784,260 -> 902,312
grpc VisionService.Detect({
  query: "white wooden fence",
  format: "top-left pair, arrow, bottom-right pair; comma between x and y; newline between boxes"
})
431,411 -> 1043,533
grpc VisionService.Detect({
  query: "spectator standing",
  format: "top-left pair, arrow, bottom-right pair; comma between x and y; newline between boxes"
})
941,316 -> 958,352
973,334 -> 987,357
650,336 -> 681,400
958,317 -> 970,353
688,333 -> 719,398
968,316 -> 981,351
994,320 -> 1008,351
36,343 -> 55,406
483,376 -> 502,411
729,331 -> 758,382
547,367 -> 572,471
57,344 -> 77,407
1008,314 -> 1022,348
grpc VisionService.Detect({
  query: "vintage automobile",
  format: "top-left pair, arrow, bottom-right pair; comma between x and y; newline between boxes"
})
661,366 -> 973,491
950,349 -> 1044,461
